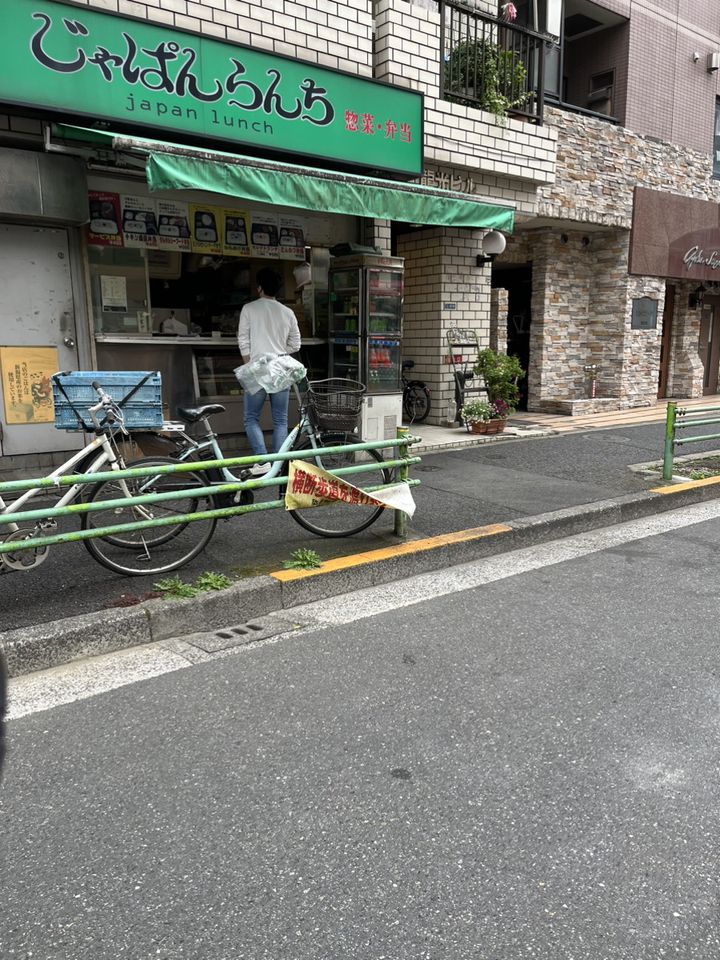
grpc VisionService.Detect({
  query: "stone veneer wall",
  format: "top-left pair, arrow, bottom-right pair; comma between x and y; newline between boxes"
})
535,107 -> 720,229
397,228 -> 491,424
507,106 -> 720,409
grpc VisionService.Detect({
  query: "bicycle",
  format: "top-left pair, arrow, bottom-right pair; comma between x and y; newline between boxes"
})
402,360 -> 431,424
151,377 -> 392,542
0,381 -> 216,578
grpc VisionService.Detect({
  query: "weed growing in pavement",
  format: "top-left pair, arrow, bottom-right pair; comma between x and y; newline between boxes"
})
154,575 -> 200,599
283,548 -> 323,570
195,571 -> 231,591
689,470 -> 713,480
154,570 -> 233,599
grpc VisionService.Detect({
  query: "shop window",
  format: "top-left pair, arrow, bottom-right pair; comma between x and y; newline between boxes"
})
714,99 -> 720,179
88,246 -> 151,334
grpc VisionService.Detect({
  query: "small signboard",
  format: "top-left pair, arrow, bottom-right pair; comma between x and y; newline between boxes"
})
631,297 -> 658,330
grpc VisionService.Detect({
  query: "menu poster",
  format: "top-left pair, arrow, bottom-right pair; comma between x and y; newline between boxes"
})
222,209 -> 251,257
249,210 -> 279,259
0,346 -> 58,425
87,191 -> 123,247
100,275 -> 128,313
278,216 -> 306,261
190,204 -> 223,255
121,195 -> 159,248
156,199 -> 192,252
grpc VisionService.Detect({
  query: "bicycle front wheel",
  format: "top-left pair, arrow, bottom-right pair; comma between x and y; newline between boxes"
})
81,457 -> 217,575
403,383 -> 431,423
287,435 -> 390,538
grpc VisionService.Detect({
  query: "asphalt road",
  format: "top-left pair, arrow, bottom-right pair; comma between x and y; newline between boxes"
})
4,505 -> 720,958
0,421 -> 716,632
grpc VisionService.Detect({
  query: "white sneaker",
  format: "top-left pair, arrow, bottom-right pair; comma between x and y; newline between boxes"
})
249,461 -> 271,476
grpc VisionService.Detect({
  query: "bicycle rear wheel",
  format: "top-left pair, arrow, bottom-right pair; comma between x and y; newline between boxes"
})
403,383 -> 431,423
287,434 -> 390,538
81,456 -> 216,575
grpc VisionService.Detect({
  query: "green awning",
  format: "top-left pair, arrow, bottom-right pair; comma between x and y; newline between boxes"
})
51,123 -> 515,231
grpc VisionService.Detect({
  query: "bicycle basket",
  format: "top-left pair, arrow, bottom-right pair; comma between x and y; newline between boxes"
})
306,379 -> 366,432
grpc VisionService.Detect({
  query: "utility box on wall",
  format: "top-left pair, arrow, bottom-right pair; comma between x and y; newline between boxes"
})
361,393 -> 403,442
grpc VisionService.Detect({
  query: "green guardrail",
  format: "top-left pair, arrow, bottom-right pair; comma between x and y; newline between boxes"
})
662,401 -> 720,482
0,429 -> 421,555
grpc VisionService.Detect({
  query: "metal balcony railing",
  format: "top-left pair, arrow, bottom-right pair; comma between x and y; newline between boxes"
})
439,1 -> 546,124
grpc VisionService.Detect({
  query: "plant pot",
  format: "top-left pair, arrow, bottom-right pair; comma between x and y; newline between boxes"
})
470,419 -> 506,435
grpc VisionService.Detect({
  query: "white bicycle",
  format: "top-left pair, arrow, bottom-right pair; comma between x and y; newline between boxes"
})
0,383 -> 215,577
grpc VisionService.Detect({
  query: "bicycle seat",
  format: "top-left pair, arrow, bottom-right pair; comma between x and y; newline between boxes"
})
402,360 -> 415,371
177,404 -> 226,422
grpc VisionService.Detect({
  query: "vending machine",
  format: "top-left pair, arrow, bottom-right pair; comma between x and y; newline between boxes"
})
328,253 -> 404,439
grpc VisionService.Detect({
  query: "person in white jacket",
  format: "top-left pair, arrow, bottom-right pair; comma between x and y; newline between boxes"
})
238,267 -> 302,475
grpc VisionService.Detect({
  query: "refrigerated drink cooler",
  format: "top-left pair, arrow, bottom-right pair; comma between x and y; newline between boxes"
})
328,253 -> 404,440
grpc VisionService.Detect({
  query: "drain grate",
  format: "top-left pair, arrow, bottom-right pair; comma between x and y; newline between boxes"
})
183,615 -> 303,653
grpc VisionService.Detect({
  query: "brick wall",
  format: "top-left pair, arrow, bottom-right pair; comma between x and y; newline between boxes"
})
374,0 -> 557,197
398,227 -> 492,423
79,0 -> 375,74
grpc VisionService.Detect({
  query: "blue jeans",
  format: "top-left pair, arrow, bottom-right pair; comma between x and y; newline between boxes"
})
243,388 -> 290,456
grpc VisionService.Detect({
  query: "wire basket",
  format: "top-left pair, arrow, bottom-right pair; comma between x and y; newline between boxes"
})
306,378 -> 366,432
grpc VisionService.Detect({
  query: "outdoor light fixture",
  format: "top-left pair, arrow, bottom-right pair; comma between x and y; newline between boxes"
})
476,230 -> 507,267
690,285 -> 706,309
708,52 -> 720,73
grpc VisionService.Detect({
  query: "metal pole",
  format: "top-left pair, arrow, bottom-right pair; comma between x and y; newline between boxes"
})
394,426 -> 410,538
663,401 -> 677,482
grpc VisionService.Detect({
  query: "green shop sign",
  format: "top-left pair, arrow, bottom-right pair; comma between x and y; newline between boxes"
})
1,0 -> 423,176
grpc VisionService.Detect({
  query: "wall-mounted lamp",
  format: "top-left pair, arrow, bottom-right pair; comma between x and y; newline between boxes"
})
476,230 -> 507,267
692,52 -> 701,63
708,52 -> 720,73
690,285 -> 706,309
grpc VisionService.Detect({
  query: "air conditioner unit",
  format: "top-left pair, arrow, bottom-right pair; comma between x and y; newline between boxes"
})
360,393 -> 403,443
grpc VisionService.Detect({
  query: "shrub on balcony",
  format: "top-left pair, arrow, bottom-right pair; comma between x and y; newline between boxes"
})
444,38 -> 530,122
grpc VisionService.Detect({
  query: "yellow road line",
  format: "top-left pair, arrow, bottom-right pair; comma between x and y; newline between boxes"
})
650,475 -> 720,495
271,523 -> 512,581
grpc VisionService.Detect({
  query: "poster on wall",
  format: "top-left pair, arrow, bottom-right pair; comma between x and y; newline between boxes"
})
121,195 -> 159,248
156,199 -> 191,252
222,210 -> 251,257
0,346 -> 58,424
190,203 -> 223,255
249,211 -> 279,259
278,216 -> 306,261
100,275 -> 128,313
87,191 -> 123,247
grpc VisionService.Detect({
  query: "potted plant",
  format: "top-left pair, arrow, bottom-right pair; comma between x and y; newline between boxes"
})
473,349 -> 524,412
443,38 -> 530,123
459,397 -> 507,434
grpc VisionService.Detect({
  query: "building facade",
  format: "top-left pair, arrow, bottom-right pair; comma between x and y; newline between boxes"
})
498,0 -> 720,413
0,0 -> 557,470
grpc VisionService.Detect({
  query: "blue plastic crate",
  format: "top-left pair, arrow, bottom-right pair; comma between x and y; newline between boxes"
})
52,371 -> 163,431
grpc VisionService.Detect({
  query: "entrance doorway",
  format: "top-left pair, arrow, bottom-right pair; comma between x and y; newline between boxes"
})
492,264 -> 532,410
657,284 -> 674,399
698,297 -> 720,395
0,224 -> 81,456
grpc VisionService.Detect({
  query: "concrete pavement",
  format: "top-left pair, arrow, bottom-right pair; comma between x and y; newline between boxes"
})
4,396 -> 720,678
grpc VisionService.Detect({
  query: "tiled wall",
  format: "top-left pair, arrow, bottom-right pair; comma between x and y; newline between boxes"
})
398,227 -> 492,423
79,0 -> 375,73
374,0 -> 557,194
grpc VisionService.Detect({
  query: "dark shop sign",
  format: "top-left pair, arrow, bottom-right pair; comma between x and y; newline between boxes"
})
1,0 -> 423,176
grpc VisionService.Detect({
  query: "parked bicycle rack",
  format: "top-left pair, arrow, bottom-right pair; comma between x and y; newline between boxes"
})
446,328 -> 487,427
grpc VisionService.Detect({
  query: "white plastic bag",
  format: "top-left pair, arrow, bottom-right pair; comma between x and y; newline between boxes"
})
234,354 -> 306,395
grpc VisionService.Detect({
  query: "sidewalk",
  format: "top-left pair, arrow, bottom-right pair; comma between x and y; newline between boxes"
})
4,396 -> 720,677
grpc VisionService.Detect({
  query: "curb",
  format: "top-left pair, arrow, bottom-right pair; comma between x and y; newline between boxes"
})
4,477 -> 720,678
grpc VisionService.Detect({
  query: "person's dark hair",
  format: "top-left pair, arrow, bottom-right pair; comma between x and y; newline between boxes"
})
256,268 -> 282,297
